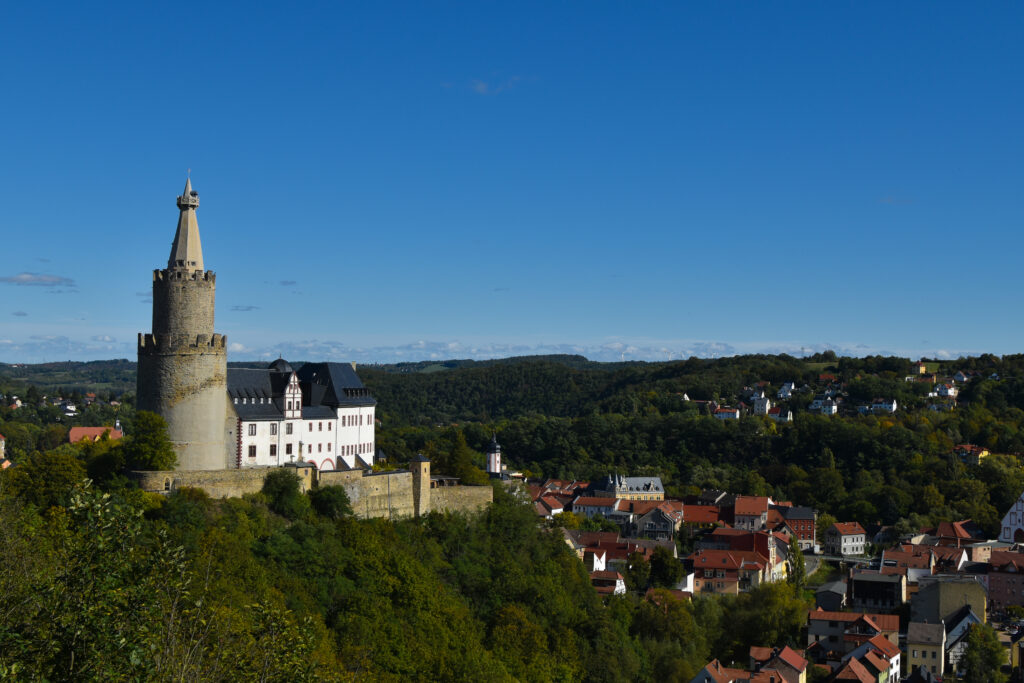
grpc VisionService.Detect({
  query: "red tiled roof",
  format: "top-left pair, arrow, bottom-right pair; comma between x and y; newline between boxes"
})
683,505 -> 722,524
590,570 -> 623,581
689,548 -> 767,571
775,646 -> 808,672
68,426 -> 123,443
831,521 -> 866,536
991,550 -> 1024,571
833,658 -> 875,682
808,609 -> 899,632
734,496 -> 771,516
862,650 -> 890,673
572,496 -> 621,509
866,633 -> 900,659
749,646 -> 773,663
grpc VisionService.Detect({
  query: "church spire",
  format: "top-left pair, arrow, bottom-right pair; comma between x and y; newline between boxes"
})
168,178 -> 204,271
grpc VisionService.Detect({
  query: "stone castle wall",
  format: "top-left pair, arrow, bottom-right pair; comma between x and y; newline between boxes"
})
133,465 -> 492,518
431,485 -> 493,514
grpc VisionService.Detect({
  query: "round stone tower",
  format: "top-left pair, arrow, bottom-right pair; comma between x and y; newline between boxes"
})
137,179 -> 228,470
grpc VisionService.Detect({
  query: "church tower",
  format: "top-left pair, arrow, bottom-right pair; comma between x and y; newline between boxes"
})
137,179 -> 228,470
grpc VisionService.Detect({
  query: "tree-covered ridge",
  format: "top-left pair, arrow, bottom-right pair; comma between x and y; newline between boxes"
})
0,452 -> 815,682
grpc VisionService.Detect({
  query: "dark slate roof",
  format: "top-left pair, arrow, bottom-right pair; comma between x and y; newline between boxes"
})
817,580 -> 847,595
296,362 -> 376,408
778,505 -> 816,520
269,358 -> 294,374
301,405 -> 335,419
228,368 -> 285,420
410,453 -> 431,462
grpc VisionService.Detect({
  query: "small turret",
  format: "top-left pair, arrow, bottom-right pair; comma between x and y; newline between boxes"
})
486,434 -> 502,476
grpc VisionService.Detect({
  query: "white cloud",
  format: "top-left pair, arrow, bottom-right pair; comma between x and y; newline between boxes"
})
0,272 -> 76,287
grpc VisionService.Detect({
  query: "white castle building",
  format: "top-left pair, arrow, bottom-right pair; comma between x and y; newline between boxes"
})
227,359 -> 376,471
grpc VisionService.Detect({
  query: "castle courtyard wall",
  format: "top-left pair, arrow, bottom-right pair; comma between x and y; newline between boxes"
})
431,485 -> 493,514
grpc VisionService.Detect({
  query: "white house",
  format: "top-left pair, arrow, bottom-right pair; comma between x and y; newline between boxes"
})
777,382 -> 796,399
825,522 -> 866,556
228,360 -> 376,472
714,407 -> 740,420
936,384 -> 958,398
753,396 -> 772,415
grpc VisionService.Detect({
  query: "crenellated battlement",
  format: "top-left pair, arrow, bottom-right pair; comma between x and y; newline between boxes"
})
153,269 -> 216,284
139,332 -> 228,351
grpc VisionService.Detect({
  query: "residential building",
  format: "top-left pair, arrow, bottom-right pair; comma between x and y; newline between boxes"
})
734,495 -> 772,531
953,444 -> 988,466
988,550 -> 1024,611
778,382 -> 796,399
775,505 -> 816,550
748,645 -> 809,683
714,407 -> 740,420
68,426 -> 124,443
842,634 -> 901,683
943,606 -> 982,675
805,609 -> 899,660
690,549 -> 768,595
911,575 -> 987,625
590,570 -> 626,596
588,474 -> 664,501
906,621 -> 945,678
753,396 -> 772,416
848,571 -> 906,611
767,406 -> 793,423
824,522 -> 866,556
815,580 -> 847,612
999,491 -> 1024,543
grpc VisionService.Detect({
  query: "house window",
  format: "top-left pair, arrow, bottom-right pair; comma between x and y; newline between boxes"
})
270,424 -> 278,436
286,423 -> 293,435
248,445 -> 256,458
248,424 -> 256,436
270,445 -> 277,456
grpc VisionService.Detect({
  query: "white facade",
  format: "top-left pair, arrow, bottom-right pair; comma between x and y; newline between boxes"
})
229,361 -> 376,472
753,396 -> 772,415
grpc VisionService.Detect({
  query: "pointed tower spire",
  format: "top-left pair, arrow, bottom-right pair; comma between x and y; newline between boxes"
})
168,178 -> 204,271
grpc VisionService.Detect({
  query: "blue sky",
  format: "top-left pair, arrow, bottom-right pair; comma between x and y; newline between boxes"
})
1,3 -> 1022,363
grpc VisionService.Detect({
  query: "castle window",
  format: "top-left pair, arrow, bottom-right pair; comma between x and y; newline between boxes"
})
327,443 -> 331,452
318,444 -> 322,453
328,422 -> 331,431
286,423 -> 293,435
270,424 -> 278,436
286,443 -> 293,455
234,398 -> 238,404
318,422 -> 323,431
248,445 -> 256,458
270,445 -> 277,456
308,444 -> 312,454
248,424 -> 256,436
164,478 -> 171,491
287,401 -> 292,410
309,423 -> 313,432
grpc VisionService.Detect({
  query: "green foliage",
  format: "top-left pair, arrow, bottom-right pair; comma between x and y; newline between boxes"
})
1,450 -> 86,508
789,537 -> 806,592
122,410 -> 176,470
961,623 -> 1007,683
309,485 -> 352,520
261,468 -> 311,520
649,546 -> 683,588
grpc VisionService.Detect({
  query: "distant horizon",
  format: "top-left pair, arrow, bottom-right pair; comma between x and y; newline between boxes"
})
0,341 -> 1013,367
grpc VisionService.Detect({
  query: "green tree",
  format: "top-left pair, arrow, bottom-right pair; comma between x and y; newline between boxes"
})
623,550 -> 650,592
122,411 -> 176,470
1,450 -> 86,509
961,623 -> 1007,683
788,537 -> 806,592
262,468 -> 310,520
309,485 -> 352,520
649,545 -> 683,588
